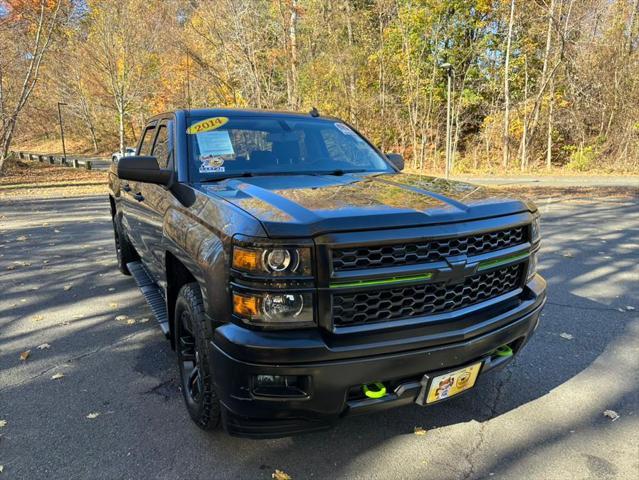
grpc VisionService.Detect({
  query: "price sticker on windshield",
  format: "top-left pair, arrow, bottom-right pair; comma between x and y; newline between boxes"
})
187,117 -> 229,134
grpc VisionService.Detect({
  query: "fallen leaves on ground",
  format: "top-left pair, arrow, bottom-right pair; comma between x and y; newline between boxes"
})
126,319 -> 136,325
63,284 -> 73,291
86,412 -> 100,419
0,420 -> 7,428
51,373 -> 64,380
414,426 -> 427,435
36,343 -> 51,350
603,410 -> 620,421
109,302 -> 118,308
139,318 -> 150,323
272,470 -> 291,480
32,315 -> 44,322
626,306 -> 635,311
19,350 -> 31,361
559,332 -> 574,340
0,464 -> 4,473
16,235 -> 28,241
115,315 -> 127,322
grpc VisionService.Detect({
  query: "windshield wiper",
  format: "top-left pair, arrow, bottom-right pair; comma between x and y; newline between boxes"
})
313,169 -> 367,176
199,172 -> 256,182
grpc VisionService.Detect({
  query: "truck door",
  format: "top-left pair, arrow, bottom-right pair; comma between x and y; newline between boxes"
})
134,118 -> 174,285
120,121 -> 157,255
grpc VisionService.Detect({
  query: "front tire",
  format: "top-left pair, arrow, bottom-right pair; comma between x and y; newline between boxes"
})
175,283 -> 221,430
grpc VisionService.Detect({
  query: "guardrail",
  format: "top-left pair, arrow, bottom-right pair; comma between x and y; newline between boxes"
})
11,151 -> 111,170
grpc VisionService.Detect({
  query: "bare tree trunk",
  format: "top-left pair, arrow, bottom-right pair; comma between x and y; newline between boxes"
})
345,1 -> 356,124
546,77 -> 554,169
519,55 -> 529,171
527,0 -> 555,152
377,10 -> 386,151
118,105 -> 125,156
502,0 -> 515,169
287,0 -> 299,110
629,0 -> 639,54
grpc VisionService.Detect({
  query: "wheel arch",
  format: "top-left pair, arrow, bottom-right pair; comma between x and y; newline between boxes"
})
165,251 -> 200,350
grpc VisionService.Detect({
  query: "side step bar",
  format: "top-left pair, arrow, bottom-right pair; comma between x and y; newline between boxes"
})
127,261 -> 170,338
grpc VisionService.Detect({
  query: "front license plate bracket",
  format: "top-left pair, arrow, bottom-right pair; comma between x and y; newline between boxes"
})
415,362 -> 483,406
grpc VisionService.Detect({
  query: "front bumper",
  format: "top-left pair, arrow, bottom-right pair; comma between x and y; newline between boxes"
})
211,275 -> 546,438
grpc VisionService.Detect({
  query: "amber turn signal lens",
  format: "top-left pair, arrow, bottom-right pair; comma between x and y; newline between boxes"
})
233,246 -> 260,271
233,293 -> 260,318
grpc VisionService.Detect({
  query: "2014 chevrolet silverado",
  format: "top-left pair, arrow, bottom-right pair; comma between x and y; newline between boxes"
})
108,108 -> 546,438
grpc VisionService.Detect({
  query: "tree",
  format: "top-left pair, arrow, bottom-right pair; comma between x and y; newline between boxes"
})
0,0 -> 66,172
82,0 -> 161,156
502,0 -> 515,168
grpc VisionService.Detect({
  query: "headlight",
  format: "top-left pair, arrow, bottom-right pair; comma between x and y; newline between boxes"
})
233,292 -> 314,327
527,251 -> 538,281
232,245 -> 312,276
531,215 -> 541,243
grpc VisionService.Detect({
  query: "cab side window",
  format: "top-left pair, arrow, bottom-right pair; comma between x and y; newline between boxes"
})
152,122 -> 172,169
138,124 -> 156,156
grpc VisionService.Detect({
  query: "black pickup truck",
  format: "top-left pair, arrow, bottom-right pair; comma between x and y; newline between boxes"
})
108,108 -> 546,438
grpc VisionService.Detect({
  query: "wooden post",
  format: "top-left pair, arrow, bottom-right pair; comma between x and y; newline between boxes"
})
85,160 -> 92,170
72,158 -> 79,168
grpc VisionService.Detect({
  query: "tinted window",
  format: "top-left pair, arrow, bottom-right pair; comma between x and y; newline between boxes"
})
138,124 -> 156,156
152,123 -> 172,168
186,116 -> 391,180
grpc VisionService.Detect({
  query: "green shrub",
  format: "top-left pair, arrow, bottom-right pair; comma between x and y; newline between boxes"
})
566,145 -> 597,171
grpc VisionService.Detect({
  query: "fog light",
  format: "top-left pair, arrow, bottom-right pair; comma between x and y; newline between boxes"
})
252,375 -> 310,398
256,375 -> 287,386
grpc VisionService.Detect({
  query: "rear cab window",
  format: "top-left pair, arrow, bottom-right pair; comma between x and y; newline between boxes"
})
138,122 -> 157,156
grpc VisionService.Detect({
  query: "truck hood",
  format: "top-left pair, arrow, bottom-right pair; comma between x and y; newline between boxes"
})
196,173 -> 536,238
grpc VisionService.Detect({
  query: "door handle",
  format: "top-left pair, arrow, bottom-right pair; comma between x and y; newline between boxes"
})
134,192 -> 144,202
122,184 -> 131,192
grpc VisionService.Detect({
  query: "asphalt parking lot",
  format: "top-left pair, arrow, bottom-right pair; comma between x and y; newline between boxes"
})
0,192 -> 638,479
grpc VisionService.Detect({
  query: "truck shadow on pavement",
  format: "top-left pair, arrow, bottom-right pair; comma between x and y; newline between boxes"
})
0,194 -> 637,479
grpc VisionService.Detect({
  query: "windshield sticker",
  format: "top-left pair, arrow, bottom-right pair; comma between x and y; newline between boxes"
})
199,155 -> 226,174
195,130 -> 235,157
200,155 -> 225,167
186,116 -> 229,134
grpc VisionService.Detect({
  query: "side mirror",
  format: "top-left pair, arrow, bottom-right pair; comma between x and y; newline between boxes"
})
385,153 -> 404,171
117,156 -> 172,185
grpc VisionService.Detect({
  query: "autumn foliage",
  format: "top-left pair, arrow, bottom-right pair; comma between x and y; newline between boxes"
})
2,0 -> 639,173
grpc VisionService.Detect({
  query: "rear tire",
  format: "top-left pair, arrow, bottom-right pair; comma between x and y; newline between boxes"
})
112,214 -> 137,275
175,283 -> 221,430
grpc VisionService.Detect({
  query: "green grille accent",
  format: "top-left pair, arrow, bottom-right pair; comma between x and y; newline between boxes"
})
478,251 -> 529,271
329,251 -> 528,289
330,272 -> 433,289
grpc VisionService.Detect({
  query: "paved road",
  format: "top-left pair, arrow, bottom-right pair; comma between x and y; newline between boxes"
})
1,194 -> 638,480
455,175 -> 639,187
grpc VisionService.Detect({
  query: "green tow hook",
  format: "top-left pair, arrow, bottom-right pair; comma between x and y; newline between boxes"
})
494,345 -> 514,357
362,382 -> 387,399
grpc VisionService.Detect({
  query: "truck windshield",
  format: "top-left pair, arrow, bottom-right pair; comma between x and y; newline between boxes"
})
186,115 -> 393,180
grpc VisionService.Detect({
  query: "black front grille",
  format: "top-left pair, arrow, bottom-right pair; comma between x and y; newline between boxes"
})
331,226 -> 527,271
332,264 -> 523,327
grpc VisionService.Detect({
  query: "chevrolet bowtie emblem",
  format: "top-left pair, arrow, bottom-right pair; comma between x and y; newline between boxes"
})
437,255 -> 479,284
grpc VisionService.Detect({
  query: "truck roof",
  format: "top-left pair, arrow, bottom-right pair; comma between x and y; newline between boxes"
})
148,108 -> 338,123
